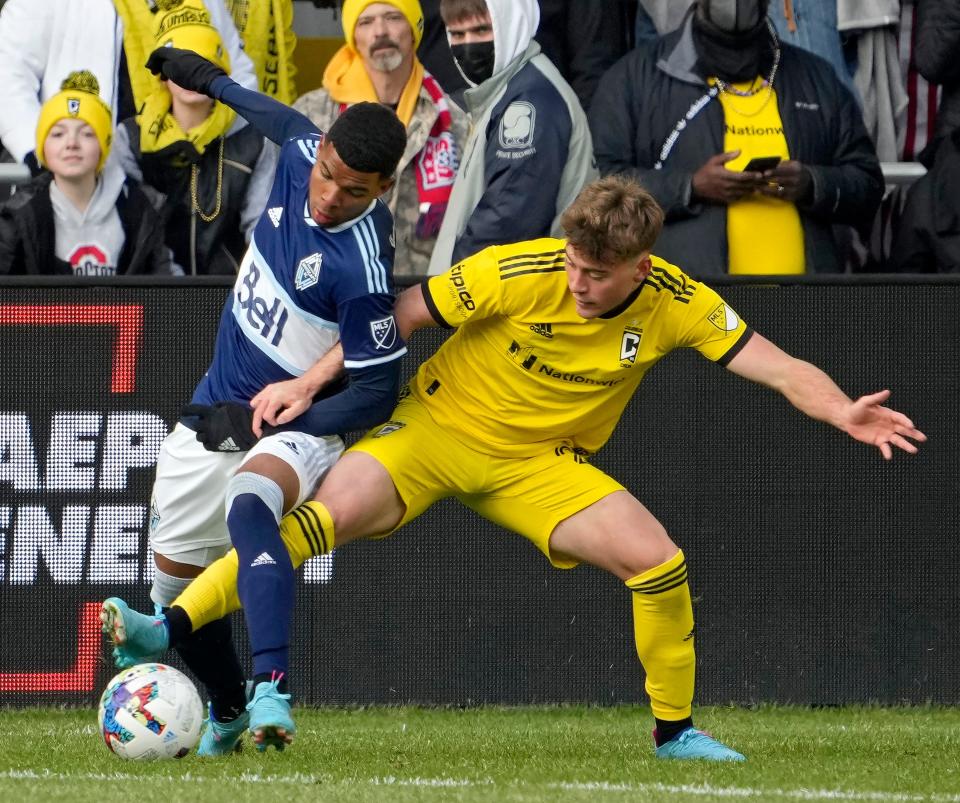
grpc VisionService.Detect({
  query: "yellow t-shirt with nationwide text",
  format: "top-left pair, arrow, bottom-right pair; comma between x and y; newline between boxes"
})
413,238 -> 752,458
718,80 -> 805,274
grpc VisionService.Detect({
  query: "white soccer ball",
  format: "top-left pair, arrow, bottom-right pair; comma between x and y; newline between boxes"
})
98,663 -> 204,760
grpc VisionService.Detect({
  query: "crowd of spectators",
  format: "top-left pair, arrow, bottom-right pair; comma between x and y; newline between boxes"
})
0,0 -> 956,277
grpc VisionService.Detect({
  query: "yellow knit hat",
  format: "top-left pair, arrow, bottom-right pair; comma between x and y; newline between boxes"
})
36,71 -> 113,173
342,0 -> 425,52
153,0 -> 231,72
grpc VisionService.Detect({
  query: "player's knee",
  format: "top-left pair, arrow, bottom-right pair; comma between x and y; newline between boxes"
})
150,567 -> 193,608
225,472 -> 284,527
618,537 -> 680,579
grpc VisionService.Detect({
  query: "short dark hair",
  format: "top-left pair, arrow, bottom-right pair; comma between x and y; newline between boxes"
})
561,176 -> 664,263
440,0 -> 489,25
326,102 -> 406,178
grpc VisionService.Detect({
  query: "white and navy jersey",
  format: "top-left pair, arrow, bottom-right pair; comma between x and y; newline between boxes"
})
192,132 -> 406,406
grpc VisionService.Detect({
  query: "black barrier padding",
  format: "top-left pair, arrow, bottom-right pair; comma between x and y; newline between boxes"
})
0,281 -> 956,708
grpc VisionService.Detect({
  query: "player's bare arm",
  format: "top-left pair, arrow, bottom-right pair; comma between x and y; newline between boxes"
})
725,333 -> 927,459
395,283 -> 439,339
250,342 -> 346,434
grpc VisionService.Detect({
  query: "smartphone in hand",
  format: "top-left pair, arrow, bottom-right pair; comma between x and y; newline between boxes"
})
742,155 -> 782,173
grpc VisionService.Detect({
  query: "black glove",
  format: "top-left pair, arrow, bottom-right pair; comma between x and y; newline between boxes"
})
181,402 -> 258,452
146,46 -> 227,97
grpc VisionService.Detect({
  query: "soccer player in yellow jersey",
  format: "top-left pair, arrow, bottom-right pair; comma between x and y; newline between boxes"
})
105,176 -> 926,759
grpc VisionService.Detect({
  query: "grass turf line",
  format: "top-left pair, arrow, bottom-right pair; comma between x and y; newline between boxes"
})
1,705 -> 958,802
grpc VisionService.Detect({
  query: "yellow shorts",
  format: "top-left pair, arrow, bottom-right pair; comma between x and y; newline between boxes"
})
349,394 -> 625,568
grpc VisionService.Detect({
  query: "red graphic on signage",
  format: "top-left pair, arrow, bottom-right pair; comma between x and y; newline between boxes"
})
0,602 -> 101,692
0,303 -> 146,693
0,304 -> 143,392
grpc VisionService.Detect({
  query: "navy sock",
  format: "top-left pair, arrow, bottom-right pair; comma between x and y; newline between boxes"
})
170,613 -> 247,722
228,492 -> 294,680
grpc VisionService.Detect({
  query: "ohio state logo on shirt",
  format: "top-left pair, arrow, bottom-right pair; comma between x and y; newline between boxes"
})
69,243 -> 114,276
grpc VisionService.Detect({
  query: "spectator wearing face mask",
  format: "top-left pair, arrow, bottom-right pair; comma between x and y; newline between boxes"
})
427,0 -> 596,274
591,0 -> 882,275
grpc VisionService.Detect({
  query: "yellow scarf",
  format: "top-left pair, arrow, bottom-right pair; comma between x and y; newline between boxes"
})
322,45 -> 423,127
227,0 -> 298,105
113,0 -> 165,113
138,86 -> 236,159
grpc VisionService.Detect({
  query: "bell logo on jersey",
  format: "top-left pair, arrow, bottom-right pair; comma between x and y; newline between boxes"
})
708,303 -> 740,332
268,207 -> 283,228
370,315 -> 397,350
295,252 -> 322,290
619,326 -> 643,367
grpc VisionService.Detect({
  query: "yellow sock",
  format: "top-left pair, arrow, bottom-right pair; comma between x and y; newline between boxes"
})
173,549 -> 241,630
173,501 -> 336,631
625,549 -> 695,721
280,500 -> 335,565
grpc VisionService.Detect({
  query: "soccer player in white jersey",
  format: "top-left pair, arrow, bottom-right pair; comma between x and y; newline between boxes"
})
101,48 -> 408,754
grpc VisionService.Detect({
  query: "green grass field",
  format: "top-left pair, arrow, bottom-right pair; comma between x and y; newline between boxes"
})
2,705 -> 958,802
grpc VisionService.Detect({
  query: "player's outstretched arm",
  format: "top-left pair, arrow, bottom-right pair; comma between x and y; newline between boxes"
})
725,332 -> 927,459
145,47 -> 317,145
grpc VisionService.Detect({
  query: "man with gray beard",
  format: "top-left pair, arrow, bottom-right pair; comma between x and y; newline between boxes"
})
294,0 -> 467,277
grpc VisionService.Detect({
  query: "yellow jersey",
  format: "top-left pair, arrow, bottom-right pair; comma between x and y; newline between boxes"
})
414,238 -> 751,457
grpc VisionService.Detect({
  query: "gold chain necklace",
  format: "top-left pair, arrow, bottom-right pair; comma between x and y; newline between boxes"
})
714,20 -> 781,119
190,136 -> 224,223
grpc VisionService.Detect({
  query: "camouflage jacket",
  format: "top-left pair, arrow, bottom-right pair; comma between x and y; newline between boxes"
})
293,83 -> 467,278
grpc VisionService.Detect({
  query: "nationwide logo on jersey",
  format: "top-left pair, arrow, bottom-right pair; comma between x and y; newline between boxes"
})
708,303 -> 740,332
268,207 -> 283,228
530,322 -> 553,339
295,252 -> 323,290
372,421 -> 406,438
370,315 -> 397,350
619,325 -> 643,367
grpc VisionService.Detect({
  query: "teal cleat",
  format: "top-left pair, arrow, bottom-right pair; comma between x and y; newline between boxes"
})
196,705 -> 250,757
100,597 -> 169,669
246,677 -> 295,752
655,727 -> 746,762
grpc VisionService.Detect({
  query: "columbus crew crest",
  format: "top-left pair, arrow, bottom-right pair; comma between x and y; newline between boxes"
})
619,325 -> 643,366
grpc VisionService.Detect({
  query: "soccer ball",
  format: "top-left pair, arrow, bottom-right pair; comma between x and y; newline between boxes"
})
98,663 -> 204,760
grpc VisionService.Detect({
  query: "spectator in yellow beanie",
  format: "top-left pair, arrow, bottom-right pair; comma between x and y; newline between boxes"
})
0,71 -> 173,276
35,70 -> 113,174
111,0 -> 276,275
294,0 -> 466,277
